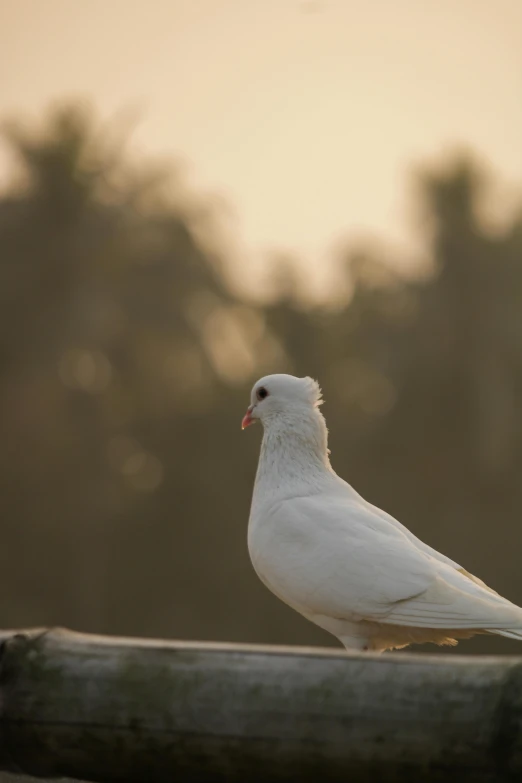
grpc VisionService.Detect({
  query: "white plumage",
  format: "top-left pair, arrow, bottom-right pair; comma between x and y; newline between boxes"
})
242,373 -> 522,652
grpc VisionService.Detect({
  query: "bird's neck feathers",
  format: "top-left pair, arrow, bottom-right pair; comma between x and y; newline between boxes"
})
252,406 -> 334,506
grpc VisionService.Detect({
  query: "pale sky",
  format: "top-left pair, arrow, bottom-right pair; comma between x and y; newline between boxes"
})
1,0 -> 521,296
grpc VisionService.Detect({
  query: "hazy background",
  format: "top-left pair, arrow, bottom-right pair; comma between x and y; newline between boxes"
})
1,0 -> 522,682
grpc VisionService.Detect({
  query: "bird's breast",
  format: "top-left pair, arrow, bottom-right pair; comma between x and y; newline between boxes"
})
247,505 -> 319,616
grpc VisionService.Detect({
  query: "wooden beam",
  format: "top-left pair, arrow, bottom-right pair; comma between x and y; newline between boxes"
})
0,628 -> 521,781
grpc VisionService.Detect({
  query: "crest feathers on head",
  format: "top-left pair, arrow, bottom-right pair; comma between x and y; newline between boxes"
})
304,377 -> 324,407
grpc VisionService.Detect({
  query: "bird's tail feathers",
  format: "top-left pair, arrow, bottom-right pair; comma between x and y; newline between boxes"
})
491,628 -> 522,641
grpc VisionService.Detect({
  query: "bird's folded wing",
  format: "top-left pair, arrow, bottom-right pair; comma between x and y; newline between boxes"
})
358,495 -> 500,594
270,495 -> 522,630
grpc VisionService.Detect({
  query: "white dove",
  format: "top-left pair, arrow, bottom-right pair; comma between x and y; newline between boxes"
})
242,373 -> 522,652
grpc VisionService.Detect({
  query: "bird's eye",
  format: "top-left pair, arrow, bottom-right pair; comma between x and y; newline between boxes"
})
256,386 -> 268,401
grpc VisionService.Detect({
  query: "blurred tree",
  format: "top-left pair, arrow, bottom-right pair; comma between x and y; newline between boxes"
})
0,103 -> 266,634
327,158 -> 522,641
1,103 -> 522,659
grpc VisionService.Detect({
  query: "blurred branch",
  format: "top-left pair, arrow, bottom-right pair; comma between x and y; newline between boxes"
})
1,628 -> 522,781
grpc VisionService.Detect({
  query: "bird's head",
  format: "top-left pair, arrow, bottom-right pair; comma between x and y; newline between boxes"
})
241,373 -> 323,430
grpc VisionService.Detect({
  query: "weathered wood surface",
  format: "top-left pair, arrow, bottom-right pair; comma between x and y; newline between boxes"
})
0,628 -> 522,782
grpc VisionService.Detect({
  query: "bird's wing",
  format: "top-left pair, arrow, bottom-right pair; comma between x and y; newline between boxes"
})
265,494 -> 522,630
336,476 -> 471,571
357,493 -> 500,594
359,495 -> 498,595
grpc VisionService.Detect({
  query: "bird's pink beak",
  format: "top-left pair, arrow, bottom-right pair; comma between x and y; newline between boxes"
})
241,405 -> 255,430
